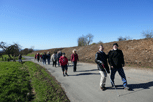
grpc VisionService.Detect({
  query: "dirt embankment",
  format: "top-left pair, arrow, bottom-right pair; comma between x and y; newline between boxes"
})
32,38 -> 153,68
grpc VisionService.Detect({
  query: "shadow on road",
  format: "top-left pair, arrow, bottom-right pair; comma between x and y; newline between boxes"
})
76,69 -> 98,72
113,81 -> 153,97
115,81 -> 153,90
128,81 -> 153,90
69,72 -> 100,76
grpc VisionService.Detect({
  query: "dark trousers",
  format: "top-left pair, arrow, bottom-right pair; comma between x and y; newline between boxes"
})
110,68 -> 127,87
53,60 -> 57,67
37,58 -> 39,62
57,58 -> 60,66
47,58 -> 50,64
61,65 -> 68,72
73,61 -> 77,72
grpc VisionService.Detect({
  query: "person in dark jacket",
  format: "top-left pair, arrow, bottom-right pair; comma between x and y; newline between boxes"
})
95,45 -> 110,91
108,43 -> 130,90
47,52 -> 51,65
34,54 -> 36,61
42,52 -> 47,65
36,53 -> 40,62
18,54 -> 22,63
71,49 -> 79,72
57,51 -> 62,67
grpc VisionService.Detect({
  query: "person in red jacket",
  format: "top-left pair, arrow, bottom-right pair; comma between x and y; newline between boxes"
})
71,49 -> 79,72
59,53 -> 69,77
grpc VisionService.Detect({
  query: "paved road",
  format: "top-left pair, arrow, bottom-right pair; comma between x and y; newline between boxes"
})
24,56 -> 153,102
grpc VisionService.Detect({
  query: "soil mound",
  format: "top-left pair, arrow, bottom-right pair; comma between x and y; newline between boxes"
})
32,38 -> 153,68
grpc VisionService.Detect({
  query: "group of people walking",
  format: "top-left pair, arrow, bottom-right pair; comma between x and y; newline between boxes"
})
35,52 -> 51,65
95,43 -> 130,91
34,43 -> 130,91
34,50 -> 79,77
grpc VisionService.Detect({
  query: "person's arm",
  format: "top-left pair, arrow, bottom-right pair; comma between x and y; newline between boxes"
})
77,54 -> 79,61
95,53 -> 104,65
71,54 -> 73,62
120,50 -> 125,67
108,51 -> 114,68
59,57 -> 61,63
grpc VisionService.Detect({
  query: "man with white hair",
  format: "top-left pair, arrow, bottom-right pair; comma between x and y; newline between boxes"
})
95,45 -> 110,91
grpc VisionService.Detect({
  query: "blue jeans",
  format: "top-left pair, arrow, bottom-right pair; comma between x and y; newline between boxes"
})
58,58 -> 60,66
110,68 -> 127,87
43,59 -> 46,65
19,59 -> 22,62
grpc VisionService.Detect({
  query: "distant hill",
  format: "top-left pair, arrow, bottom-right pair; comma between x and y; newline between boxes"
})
30,38 -> 153,68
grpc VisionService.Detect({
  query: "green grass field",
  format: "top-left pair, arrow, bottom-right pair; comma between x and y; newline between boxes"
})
0,61 -> 69,102
26,53 -> 35,57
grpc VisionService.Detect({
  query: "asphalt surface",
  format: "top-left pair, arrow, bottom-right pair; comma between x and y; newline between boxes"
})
24,56 -> 153,102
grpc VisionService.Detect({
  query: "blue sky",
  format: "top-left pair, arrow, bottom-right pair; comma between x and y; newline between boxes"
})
0,0 -> 153,49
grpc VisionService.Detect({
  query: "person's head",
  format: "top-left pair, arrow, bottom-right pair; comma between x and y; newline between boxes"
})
113,43 -> 118,50
73,49 -> 76,54
47,51 -> 50,54
99,45 -> 104,51
62,53 -> 65,57
44,52 -> 46,54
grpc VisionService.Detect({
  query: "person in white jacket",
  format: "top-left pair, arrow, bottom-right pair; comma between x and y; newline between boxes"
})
51,52 -> 57,67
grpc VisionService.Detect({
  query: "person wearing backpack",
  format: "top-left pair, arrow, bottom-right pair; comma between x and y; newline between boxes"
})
108,43 -> 131,90
42,52 -> 47,65
95,45 -> 110,91
59,53 -> 69,77
71,49 -> 79,72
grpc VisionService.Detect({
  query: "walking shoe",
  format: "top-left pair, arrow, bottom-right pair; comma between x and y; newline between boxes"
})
63,74 -> 65,77
111,85 -> 117,88
65,73 -> 69,76
100,87 -> 106,91
124,87 -> 130,90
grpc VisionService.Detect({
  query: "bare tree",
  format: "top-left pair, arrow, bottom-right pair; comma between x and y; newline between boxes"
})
118,36 -> 126,41
97,41 -> 103,44
77,34 -> 94,46
0,42 -> 7,51
142,30 -> 153,39
78,35 -> 87,46
0,42 -> 21,58
20,48 -> 34,55
86,34 -> 94,45
118,36 -> 131,41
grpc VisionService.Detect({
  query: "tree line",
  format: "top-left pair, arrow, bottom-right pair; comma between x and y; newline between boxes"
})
0,41 -> 33,59
78,30 -> 153,46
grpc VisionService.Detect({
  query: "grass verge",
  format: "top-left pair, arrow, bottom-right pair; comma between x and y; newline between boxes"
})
0,62 -> 31,102
24,61 -> 69,102
26,53 -> 35,57
0,61 -> 70,102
